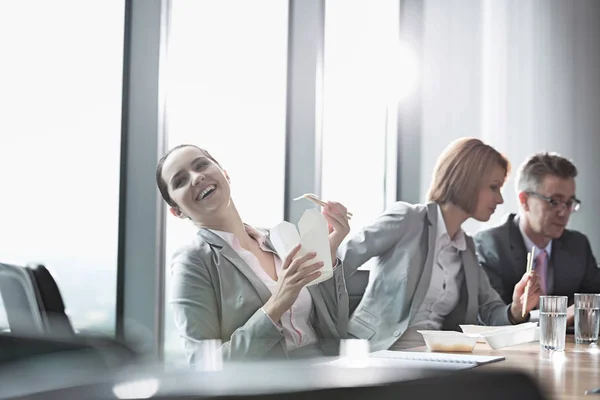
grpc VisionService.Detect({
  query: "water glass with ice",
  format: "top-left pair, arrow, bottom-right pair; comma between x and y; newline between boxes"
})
574,293 -> 600,345
191,339 -> 223,371
539,296 -> 568,351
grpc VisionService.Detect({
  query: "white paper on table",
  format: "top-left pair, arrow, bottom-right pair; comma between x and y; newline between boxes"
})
269,208 -> 333,286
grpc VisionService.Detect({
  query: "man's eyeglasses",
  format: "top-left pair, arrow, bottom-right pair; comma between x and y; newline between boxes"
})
526,192 -> 581,212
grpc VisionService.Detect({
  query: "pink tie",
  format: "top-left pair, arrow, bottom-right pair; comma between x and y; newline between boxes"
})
535,250 -> 548,294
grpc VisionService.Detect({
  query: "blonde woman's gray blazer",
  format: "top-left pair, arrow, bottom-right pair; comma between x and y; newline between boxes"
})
340,202 -> 514,351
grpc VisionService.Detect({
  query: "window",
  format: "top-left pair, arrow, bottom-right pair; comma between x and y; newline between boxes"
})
163,0 -> 289,365
0,1 -> 125,335
321,0 -> 405,238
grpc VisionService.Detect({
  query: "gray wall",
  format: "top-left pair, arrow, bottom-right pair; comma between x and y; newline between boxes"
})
416,0 -> 600,255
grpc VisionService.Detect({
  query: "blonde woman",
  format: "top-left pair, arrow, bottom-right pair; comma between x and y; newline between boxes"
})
340,138 -> 541,351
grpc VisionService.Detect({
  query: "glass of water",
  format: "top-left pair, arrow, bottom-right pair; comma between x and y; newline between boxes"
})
539,296 -> 568,351
339,338 -> 369,359
574,293 -> 600,345
339,339 -> 369,367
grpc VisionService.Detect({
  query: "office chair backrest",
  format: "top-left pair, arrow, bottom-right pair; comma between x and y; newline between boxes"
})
346,269 -> 369,315
25,264 -> 75,337
0,263 -> 45,335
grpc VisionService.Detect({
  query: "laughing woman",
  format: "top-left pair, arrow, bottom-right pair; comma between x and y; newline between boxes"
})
156,144 -> 350,365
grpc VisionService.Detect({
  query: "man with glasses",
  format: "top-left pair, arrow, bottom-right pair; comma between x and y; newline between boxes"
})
474,152 -> 600,325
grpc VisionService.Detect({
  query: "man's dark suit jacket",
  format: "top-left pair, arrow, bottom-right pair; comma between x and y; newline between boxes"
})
474,213 -> 600,305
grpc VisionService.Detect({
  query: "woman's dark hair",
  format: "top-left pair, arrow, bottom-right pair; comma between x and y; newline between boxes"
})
156,144 -> 220,208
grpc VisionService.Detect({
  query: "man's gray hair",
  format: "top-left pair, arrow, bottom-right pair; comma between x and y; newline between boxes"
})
516,152 -> 578,193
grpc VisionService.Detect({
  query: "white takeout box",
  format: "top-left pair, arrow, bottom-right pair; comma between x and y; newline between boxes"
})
477,322 -> 538,349
460,325 -> 511,343
269,208 -> 333,286
417,330 -> 479,352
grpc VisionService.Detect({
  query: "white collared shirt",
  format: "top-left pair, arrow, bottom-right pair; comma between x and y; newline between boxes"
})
409,204 -> 467,330
209,227 -> 318,351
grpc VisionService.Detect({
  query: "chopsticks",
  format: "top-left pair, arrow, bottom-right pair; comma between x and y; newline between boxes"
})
522,246 -> 536,318
293,193 -> 353,219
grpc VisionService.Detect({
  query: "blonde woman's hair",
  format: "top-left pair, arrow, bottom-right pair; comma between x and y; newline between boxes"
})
427,138 -> 510,213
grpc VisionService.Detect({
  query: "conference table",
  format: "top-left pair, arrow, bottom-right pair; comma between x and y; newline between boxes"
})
409,336 -> 600,400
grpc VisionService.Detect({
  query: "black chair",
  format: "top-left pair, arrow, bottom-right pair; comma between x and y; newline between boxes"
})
346,269 -> 369,316
0,262 -> 139,370
24,263 -> 75,337
0,262 -> 76,337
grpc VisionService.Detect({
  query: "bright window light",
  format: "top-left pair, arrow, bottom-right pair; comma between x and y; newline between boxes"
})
321,0 -> 408,242
162,0 -> 288,365
0,0 -> 125,335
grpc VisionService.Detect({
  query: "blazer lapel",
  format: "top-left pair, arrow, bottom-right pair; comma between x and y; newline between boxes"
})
197,228 -> 272,304
549,238 -> 571,295
408,202 -> 438,320
307,285 -> 338,335
509,215 -> 528,277
460,245 -> 479,321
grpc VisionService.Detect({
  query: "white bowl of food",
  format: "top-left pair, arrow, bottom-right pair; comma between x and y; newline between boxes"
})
478,322 -> 538,349
417,330 -> 479,352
